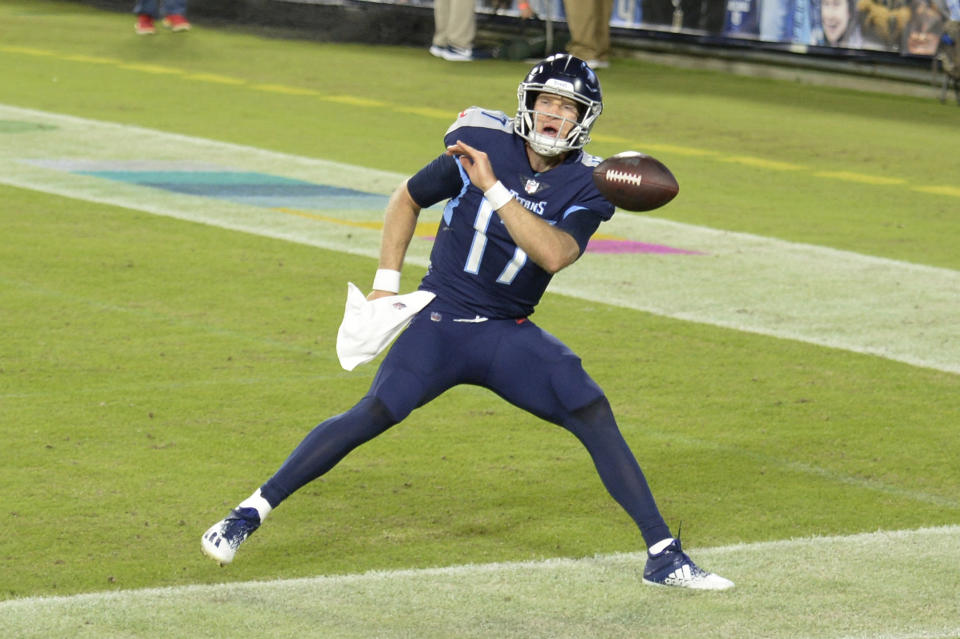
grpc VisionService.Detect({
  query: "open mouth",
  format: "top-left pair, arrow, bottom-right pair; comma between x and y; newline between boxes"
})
539,124 -> 560,137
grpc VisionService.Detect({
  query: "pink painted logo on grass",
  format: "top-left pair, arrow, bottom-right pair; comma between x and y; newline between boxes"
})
586,236 -> 704,255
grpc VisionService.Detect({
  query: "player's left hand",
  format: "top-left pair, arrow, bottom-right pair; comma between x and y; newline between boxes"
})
446,140 -> 497,192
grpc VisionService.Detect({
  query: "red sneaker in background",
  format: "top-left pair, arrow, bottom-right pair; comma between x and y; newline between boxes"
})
135,14 -> 155,35
163,14 -> 191,32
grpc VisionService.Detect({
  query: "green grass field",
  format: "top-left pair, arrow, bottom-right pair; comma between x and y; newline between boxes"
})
1,1 -> 959,637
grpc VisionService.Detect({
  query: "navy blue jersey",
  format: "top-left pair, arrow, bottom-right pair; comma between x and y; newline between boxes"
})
407,107 -> 615,319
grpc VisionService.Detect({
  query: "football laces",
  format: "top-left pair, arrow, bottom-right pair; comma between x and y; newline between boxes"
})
604,169 -> 643,186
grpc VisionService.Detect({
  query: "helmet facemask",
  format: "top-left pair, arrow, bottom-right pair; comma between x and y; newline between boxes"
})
516,80 -> 602,157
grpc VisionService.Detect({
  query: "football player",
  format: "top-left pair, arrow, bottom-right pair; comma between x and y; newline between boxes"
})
202,54 -> 733,590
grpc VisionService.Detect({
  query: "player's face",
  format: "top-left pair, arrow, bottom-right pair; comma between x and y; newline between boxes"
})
532,93 -> 580,140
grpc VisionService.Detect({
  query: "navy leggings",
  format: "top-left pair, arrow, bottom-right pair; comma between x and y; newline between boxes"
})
261,309 -> 671,546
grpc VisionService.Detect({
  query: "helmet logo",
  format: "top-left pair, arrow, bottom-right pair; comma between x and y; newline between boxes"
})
544,78 -> 575,93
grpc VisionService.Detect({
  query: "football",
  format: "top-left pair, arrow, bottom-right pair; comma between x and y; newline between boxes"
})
592,152 -> 679,211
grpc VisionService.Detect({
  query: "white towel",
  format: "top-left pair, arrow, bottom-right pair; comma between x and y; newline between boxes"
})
335,282 -> 436,371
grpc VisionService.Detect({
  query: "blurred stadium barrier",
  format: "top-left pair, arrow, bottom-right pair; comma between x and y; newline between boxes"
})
73,0 -> 946,97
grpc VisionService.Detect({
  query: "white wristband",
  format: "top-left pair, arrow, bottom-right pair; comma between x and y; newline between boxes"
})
372,268 -> 401,293
484,181 -> 513,210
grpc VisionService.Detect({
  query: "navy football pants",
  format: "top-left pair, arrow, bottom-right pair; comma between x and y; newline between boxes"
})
261,309 -> 671,546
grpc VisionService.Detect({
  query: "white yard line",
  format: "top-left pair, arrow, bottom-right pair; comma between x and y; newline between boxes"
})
1,104 -> 957,374
1,525 -> 958,639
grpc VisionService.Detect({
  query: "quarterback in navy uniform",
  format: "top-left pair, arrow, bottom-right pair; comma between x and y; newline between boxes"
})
202,54 -> 733,590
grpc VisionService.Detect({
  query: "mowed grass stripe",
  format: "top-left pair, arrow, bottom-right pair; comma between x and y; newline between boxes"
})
1,526 -> 957,639
1,104 -> 957,374
2,43 -> 959,196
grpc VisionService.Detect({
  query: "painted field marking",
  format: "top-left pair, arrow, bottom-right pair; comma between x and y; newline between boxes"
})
184,72 -> 246,85
0,104 -> 957,375
0,525 -> 957,639
721,155 -> 806,170
1,43 -> 958,197
913,184 -> 960,197
324,94 -> 387,107
117,63 -> 182,74
814,170 -> 907,185
253,83 -> 322,96
62,53 -> 119,64
276,207 -> 438,236
593,134 -> 725,158
1,44 -> 55,56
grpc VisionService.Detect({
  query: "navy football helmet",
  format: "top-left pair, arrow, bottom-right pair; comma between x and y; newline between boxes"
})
515,54 -> 603,157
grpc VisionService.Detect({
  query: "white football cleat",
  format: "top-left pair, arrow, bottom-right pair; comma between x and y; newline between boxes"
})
642,538 -> 734,590
201,507 -> 261,565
